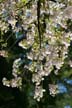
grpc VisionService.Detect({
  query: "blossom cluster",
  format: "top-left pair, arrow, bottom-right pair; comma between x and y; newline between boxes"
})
0,0 -> 72,101
2,58 -> 23,88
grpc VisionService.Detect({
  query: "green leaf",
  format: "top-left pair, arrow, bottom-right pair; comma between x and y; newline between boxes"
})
21,0 -> 27,3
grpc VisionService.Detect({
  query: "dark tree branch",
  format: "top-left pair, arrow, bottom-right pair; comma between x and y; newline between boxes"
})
37,0 -> 41,49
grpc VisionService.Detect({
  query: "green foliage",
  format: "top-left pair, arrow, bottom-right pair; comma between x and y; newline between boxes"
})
21,0 -> 27,3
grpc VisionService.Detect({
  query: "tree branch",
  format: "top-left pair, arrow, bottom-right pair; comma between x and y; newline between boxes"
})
37,0 -> 41,49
